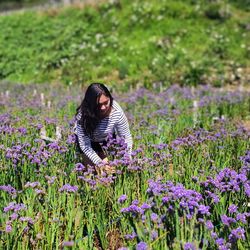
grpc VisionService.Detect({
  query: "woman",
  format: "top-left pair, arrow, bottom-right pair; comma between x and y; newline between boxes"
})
75,83 -> 133,174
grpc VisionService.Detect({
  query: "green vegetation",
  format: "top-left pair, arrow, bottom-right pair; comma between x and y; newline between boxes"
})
0,0 -> 47,11
0,0 -> 249,88
0,82 -> 250,249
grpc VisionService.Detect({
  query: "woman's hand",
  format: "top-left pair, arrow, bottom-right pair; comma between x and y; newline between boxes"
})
102,157 -> 109,163
103,164 -> 116,174
96,158 -> 116,175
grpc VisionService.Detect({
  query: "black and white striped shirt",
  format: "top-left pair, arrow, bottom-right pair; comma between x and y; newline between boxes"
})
75,100 -> 133,165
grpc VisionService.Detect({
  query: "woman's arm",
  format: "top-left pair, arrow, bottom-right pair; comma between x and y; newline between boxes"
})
76,120 -> 103,165
116,109 -> 133,157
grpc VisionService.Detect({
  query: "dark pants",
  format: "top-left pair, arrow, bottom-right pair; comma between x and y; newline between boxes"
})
75,134 -> 116,166
75,137 -> 106,164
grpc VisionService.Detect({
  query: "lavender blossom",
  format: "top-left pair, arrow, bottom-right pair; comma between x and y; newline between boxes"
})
136,242 -> 148,250
184,242 -> 196,250
59,184 -> 78,193
198,205 -> 210,215
140,203 -> 151,210
244,182 -> 250,197
150,213 -> 158,223
221,215 -> 236,226
19,217 -> 34,225
124,231 -> 137,240
118,194 -> 127,204
10,213 -> 18,221
121,205 -> 143,216
5,224 -> 12,233
24,181 -> 40,188
228,204 -> 238,213
229,227 -> 245,241
205,220 -> 214,231
216,238 -> 225,246
45,175 -> 57,185
151,230 -> 158,240
211,231 -> 218,239
62,241 -> 74,247
73,163 -> 85,172
236,213 -> 248,224
0,185 -> 17,197
4,202 -> 26,213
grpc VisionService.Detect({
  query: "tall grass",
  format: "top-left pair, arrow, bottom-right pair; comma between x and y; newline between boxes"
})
0,82 -> 249,249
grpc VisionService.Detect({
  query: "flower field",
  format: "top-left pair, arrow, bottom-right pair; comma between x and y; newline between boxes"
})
0,81 -> 249,249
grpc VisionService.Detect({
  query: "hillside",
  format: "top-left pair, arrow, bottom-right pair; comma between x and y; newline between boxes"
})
0,0 -> 249,88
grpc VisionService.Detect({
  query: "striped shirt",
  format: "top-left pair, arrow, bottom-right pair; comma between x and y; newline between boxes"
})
75,100 -> 133,165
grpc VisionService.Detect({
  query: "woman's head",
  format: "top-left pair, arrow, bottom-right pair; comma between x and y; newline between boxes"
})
77,83 -> 113,135
84,83 -> 113,118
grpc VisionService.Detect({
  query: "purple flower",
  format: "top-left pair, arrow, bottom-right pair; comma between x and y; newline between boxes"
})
0,185 -> 17,197
45,175 -> 57,185
141,214 -> 146,223
229,227 -> 245,241
237,173 -> 247,182
35,189 -> 45,194
205,220 -> 214,231
192,176 -> 199,182
24,181 -> 40,188
150,213 -> 158,223
17,127 -> 27,135
141,203 -> 151,210
221,215 -> 236,226
121,205 -> 143,215
210,193 -> 220,203
236,213 -> 247,224
147,179 -> 167,195
162,196 -> 170,203
228,204 -> 238,213
184,242 -> 196,250
216,238 -> 225,246
244,182 -> 250,197
66,134 -> 76,144
198,218 -> 204,223
5,224 -> 12,233
10,213 -> 18,221
4,202 -> 26,213
73,163 -> 85,172
118,194 -> 127,204
59,184 -> 78,193
19,217 -> 34,224
211,231 -> 218,239
198,205 -> 210,215
132,200 -> 139,205
124,231 -> 137,240
62,241 -> 74,247
136,242 -> 148,250
151,230 -> 158,240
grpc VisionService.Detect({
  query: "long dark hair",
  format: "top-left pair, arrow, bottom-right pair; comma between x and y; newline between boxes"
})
76,83 -> 113,136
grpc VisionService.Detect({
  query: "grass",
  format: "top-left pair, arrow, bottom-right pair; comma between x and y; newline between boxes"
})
0,81 -> 249,249
0,0 -> 249,88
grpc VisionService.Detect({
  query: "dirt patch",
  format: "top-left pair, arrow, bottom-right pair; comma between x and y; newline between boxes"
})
233,117 -> 250,132
242,120 -> 250,131
219,84 -> 250,93
106,228 -> 123,250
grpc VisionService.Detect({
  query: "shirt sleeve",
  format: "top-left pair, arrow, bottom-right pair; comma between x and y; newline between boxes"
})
116,109 -> 133,157
76,115 -> 102,165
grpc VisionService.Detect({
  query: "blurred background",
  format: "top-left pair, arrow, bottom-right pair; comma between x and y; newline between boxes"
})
0,0 -> 249,90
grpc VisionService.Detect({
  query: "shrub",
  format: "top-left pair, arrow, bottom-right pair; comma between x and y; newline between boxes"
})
204,2 -> 231,21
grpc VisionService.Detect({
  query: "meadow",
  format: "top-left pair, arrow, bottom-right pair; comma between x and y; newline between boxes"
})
0,81 -> 249,249
0,0 -> 250,249
0,0 -> 249,87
